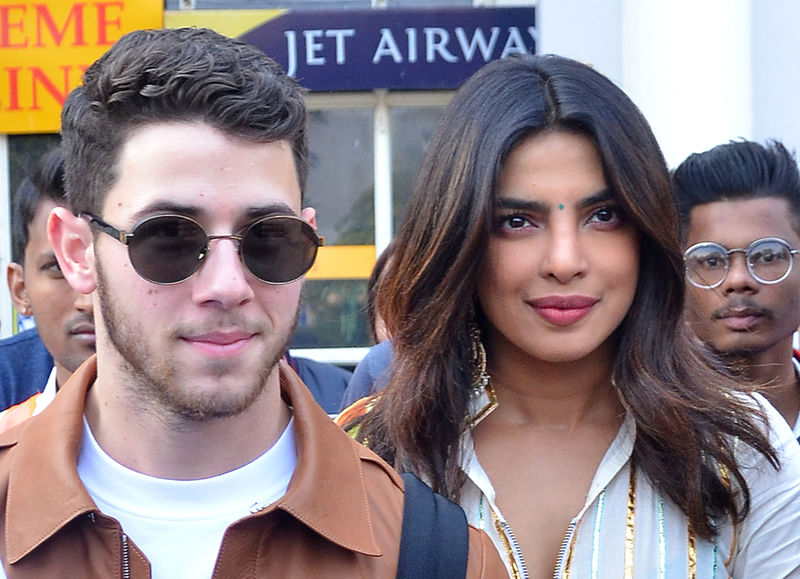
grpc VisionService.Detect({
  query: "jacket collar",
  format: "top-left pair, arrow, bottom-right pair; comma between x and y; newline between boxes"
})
274,359 -> 382,556
2,357 -> 98,563
1,356 -> 382,563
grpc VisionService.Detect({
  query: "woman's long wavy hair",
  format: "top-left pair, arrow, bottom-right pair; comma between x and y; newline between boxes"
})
355,54 -> 777,539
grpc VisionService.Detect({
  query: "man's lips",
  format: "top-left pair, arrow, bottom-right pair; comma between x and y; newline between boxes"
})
68,321 -> 96,344
182,330 -> 256,356
528,295 -> 599,326
712,308 -> 767,331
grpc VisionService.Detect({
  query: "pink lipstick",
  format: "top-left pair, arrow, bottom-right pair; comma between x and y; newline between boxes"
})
528,295 -> 599,327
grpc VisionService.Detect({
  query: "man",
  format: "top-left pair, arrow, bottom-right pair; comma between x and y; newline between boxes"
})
673,139 -> 800,438
0,28 -> 502,577
0,148 -> 95,414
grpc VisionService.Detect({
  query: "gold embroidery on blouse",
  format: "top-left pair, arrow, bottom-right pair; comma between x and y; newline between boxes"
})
492,508 -> 522,579
687,520 -> 697,578
624,462 -> 637,578
719,461 -> 738,568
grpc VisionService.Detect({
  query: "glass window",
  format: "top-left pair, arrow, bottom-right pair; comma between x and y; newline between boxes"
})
293,279 -> 370,348
304,108 -> 374,244
389,105 -> 445,230
292,107 -> 374,349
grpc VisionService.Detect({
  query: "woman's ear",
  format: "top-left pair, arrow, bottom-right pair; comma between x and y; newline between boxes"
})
6,262 -> 30,316
48,207 -> 96,294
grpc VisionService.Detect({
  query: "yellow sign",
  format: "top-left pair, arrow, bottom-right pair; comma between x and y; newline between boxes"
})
0,0 -> 163,134
307,245 -> 376,280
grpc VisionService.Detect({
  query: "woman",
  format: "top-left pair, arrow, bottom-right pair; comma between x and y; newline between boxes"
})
346,55 -> 800,577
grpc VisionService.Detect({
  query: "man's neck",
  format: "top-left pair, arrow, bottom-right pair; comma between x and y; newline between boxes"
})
83,365 -> 291,480
732,340 -> 800,430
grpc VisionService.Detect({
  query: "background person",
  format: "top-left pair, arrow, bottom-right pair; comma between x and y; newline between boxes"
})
0,148 -> 94,415
0,27 -> 502,578
282,349 -> 351,414
346,54 -> 800,577
339,239 -> 396,410
673,139 -> 800,438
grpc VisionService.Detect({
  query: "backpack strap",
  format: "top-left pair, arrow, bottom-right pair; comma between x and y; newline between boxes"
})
396,472 -> 469,579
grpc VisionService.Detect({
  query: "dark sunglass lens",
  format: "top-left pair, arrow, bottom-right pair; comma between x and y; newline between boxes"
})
242,217 -> 318,283
129,216 -> 208,283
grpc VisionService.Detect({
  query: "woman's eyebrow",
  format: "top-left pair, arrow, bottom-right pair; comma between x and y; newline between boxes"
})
496,189 -> 613,212
496,197 -> 548,212
577,189 -> 614,210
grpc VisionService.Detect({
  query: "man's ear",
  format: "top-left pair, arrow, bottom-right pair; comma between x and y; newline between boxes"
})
6,262 -> 30,316
48,207 -> 96,294
301,207 -> 317,229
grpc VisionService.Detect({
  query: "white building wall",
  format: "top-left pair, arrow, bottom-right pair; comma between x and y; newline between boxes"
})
538,0 -> 624,87
540,0 -> 756,169
752,0 -> 800,158
622,0 -> 752,168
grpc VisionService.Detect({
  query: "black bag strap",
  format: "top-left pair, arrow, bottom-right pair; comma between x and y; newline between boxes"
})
396,472 -> 469,579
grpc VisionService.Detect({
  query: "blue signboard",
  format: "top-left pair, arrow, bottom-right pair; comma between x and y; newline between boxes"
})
241,7 -> 536,92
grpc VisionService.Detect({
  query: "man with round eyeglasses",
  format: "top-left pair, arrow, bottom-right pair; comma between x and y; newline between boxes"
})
673,139 -> 800,440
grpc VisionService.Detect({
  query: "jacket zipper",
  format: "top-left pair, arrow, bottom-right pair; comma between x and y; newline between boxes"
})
553,520 -> 577,579
121,533 -> 131,579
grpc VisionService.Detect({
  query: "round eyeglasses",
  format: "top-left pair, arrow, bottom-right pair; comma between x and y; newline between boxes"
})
683,237 -> 800,289
84,213 -> 323,285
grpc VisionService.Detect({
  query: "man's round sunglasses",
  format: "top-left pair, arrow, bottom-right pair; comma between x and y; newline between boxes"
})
684,236 -> 800,289
83,213 -> 323,285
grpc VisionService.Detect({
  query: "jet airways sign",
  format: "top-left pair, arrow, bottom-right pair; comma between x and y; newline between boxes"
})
239,7 -> 537,91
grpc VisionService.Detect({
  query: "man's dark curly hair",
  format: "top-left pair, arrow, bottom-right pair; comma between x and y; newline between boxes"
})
60,27 -> 308,215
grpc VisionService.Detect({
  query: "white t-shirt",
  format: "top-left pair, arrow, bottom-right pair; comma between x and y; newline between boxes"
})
0,417 -> 297,579
32,367 -> 57,416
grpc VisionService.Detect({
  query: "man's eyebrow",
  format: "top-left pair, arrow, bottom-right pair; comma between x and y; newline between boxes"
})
128,201 -> 296,224
242,203 -> 296,220
496,189 -> 614,212
129,202 -> 201,223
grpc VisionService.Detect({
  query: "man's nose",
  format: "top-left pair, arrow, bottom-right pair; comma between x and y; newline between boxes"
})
74,289 -> 93,313
190,238 -> 255,308
721,251 -> 758,294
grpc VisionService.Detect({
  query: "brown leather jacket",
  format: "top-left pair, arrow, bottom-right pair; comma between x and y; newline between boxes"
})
0,357 -> 505,578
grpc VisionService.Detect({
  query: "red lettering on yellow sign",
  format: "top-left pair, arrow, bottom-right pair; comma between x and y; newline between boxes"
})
1,2 -> 128,49
1,64 -> 87,110
5,66 -> 20,110
34,3 -> 86,47
0,4 -> 27,48
0,0 -> 162,133
96,2 -> 123,45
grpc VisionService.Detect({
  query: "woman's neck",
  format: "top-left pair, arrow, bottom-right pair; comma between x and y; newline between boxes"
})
484,339 -> 623,428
